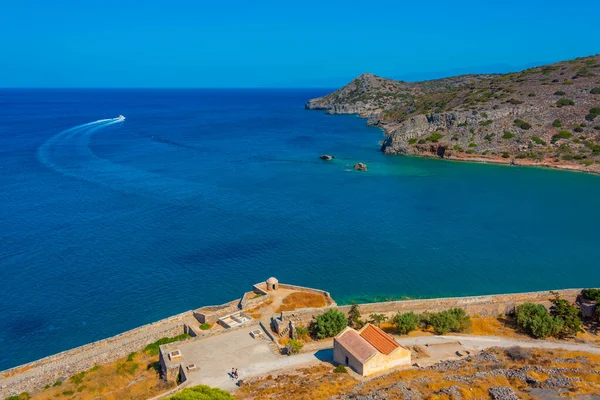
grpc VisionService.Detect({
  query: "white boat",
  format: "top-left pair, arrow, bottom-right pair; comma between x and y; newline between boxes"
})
117,115 -> 126,121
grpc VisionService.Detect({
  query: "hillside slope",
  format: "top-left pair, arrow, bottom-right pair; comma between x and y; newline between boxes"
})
306,55 -> 600,173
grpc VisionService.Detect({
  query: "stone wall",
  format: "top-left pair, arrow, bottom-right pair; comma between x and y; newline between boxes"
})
283,289 -> 582,327
0,311 -> 193,398
240,291 -> 271,311
193,299 -> 240,325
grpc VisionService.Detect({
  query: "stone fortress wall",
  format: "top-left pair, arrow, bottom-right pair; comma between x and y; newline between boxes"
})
283,288 -> 582,328
0,283 -> 584,398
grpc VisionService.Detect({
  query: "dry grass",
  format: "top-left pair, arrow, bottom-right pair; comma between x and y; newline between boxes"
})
28,351 -> 172,400
468,315 -> 526,338
276,292 -> 327,313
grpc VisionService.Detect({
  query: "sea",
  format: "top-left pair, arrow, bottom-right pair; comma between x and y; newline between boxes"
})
1,88 -> 600,370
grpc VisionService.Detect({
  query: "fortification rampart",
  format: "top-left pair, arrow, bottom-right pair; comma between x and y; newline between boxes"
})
284,289 -> 582,327
0,311 -> 193,398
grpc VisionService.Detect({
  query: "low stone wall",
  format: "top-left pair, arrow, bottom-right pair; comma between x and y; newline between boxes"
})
283,289 -> 582,327
240,291 -> 271,310
0,311 -> 193,398
193,299 -> 240,325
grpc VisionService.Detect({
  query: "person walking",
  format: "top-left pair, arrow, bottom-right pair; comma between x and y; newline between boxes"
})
234,368 -> 239,379
231,367 -> 235,380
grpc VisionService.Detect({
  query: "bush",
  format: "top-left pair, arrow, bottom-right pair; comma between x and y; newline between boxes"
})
514,303 -> 563,339
200,323 -> 212,330
502,152 -> 510,158
586,114 -> 597,122
480,120 -> 493,126
591,88 -> 600,94
551,130 -> 573,143
468,142 -> 477,147
408,138 -> 417,144
484,133 -> 495,142
556,98 -> 575,107
347,302 -> 364,329
503,131 -> 516,139
393,312 -> 420,335
552,119 -> 562,127
313,309 -> 347,339
69,371 -> 86,385
426,133 -> 444,142
423,308 -> 471,335
514,119 -> 531,130
554,90 -> 566,96
286,339 -> 304,355
583,288 -> 600,302
418,139 -> 426,144
591,108 -> 600,115
369,313 -> 387,327
144,334 -> 192,356
453,145 -> 464,152
168,384 -> 235,400
295,326 -> 310,339
531,136 -> 546,145
5,394 -> 31,400
550,292 -> 583,338
507,98 -> 523,105
334,365 -> 348,373
505,346 -> 532,361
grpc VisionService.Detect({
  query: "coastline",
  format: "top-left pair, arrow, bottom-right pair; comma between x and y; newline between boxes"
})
0,284 -> 584,397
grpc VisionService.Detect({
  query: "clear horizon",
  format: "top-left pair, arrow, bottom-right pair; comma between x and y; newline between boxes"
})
1,0 -> 599,88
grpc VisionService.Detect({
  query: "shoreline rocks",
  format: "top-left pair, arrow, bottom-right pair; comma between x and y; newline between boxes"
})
320,155 -> 335,160
354,163 -> 368,171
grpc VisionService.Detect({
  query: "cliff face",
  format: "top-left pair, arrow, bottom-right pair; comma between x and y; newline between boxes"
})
306,55 -> 600,173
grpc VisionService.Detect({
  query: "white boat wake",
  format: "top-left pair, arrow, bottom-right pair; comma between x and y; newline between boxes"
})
37,117 -> 209,203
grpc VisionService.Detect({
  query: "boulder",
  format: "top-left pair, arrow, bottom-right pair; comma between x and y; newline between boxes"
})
354,162 -> 368,171
320,155 -> 334,160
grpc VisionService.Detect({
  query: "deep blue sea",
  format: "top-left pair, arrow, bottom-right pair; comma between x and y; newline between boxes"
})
1,89 -> 600,370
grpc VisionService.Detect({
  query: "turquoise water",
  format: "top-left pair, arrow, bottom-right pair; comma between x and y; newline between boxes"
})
1,89 -> 599,369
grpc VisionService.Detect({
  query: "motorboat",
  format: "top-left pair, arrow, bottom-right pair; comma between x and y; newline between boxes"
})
117,115 -> 126,121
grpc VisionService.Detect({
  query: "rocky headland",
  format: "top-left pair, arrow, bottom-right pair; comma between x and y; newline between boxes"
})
306,55 -> 600,173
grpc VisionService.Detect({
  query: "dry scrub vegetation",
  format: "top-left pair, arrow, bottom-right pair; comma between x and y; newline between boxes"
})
26,350 -> 172,400
276,292 -> 327,313
236,347 -> 600,399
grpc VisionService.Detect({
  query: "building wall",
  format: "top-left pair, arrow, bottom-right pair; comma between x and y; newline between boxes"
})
333,338 -> 364,375
363,347 -> 411,376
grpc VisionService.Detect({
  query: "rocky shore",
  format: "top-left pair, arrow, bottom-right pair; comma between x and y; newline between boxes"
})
306,55 -> 600,174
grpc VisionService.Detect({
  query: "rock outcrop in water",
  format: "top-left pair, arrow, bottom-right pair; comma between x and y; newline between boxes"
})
306,55 -> 600,174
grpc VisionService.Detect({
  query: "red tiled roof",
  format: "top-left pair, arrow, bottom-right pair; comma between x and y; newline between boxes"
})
359,324 -> 400,355
335,328 -> 377,363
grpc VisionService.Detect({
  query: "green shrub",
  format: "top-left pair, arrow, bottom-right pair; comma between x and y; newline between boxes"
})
334,365 -> 348,373
468,142 -> 477,147
549,292 -> 583,338
347,302 -> 364,329
286,339 -> 304,355
583,288 -> 600,302
502,152 -> 510,158
426,133 -> 444,142
574,127 -> 584,133
507,98 -> 523,105
556,98 -> 575,107
393,312 -> 420,335
69,371 -> 86,385
562,155 -> 573,160
514,119 -> 531,130
313,309 -> 347,339
453,145 -> 464,152
503,131 -> 516,139
457,122 -> 468,127
368,313 -> 387,327
591,88 -> 600,94
531,136 -> 546,145
62,391 -> 75,396
484,133 -> 495,142
554,90 -> 566,96
479,120 -> 493,126
552,119 -> 562,127
422,308 -> 471,335
200,323 -> 212,330
591,108 -> 600,115
514,303 -> 563,339
168,384 -> 235,400
585,114 -> 596,122
418,139 -> 426,144
551,130 -> 573,143
5,394 -> 31,400
144,334 -> 192,356
52,381 -> 62,387
408,138 -> 417,144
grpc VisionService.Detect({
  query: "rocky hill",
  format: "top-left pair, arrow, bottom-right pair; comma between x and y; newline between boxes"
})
306,55 -> 600,173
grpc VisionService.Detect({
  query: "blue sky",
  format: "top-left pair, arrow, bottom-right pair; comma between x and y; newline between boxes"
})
1,0 -> 599,88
